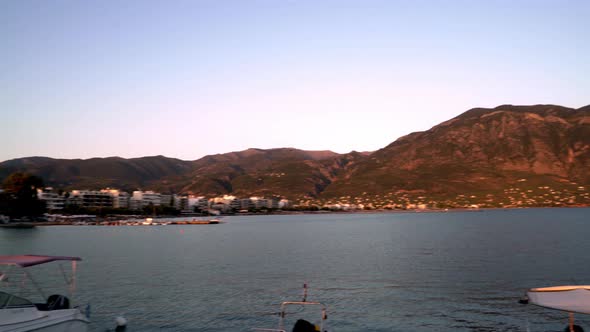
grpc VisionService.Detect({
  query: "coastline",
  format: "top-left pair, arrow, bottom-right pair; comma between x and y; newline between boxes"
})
2,205 -> 588,227
232,205 -> 590,216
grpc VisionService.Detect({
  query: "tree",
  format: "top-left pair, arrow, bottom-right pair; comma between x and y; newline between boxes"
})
1,172 -> 46,218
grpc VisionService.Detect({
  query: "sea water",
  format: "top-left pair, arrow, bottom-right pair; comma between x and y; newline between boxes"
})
1,208 -> 589,331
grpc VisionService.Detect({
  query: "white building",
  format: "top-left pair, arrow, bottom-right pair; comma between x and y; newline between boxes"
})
175,195 -> 191,213
221,195 -> 241,210
37,188 -> 65,210
239,198 -> 253,210
115,192 -> 130,209
100,189 -> 130,209
210,202 -> 229,212
250,197 -> 270,209
279,199 -> 291,209
129,198 -> 142,211
131,191 -> 162,210
69,190 -> 113,209
160,194 -> 173,207
188,196 -> 207,212
267,197 -> 280,209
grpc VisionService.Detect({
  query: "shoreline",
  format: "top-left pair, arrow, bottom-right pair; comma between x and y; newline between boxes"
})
232,205 -> 590,215
2,205 -> 588,227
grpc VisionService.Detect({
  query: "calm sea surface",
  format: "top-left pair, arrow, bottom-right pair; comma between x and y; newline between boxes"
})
1,208 -> 589,331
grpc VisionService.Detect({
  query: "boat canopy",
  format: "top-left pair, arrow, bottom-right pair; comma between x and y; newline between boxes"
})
0,255 -> 81,268
527,285 -> 590,315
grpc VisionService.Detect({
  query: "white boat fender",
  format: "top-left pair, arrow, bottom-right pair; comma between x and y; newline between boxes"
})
115,316 -> 127,331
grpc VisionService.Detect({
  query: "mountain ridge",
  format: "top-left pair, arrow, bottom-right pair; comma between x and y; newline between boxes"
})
1,104 -> 588,207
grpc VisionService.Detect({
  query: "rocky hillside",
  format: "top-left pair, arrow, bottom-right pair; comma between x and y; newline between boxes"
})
154,148 -> 349,197
322,104 -> 589,206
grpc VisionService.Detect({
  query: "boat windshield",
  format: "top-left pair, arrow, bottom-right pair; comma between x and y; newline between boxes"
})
0,291 -> 34,309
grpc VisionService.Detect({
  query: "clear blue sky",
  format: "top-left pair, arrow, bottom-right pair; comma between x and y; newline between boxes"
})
1,0 -> 588,162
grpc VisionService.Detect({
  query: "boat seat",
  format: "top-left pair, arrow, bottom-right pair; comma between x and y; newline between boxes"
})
46,294 -> 70,310
35,302 -> 49,310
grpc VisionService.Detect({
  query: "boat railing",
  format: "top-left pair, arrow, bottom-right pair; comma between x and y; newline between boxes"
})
278,301 -> 327,331
253,284 -> 328,332
252,301 -> 327,332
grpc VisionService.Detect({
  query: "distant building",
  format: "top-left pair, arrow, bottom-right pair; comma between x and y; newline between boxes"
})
100,189 -> 130,209
160,194 -> 173,207
210,202 -> 228,212
129,198 -> 142,211
37,187 -> 65,210
226,195 -> 241,210
209,195 -> 241,212
279,199 -> 291,209
132,191 -> 161,209
176,195 -> 191,213
267,197 -> 280,209
239,198 -> 253,210
250,197 -> 268,209
69,190 -> 113,209
115,192 -> 130,209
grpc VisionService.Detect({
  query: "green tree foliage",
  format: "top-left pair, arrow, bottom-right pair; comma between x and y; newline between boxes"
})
1,172 -> 46,218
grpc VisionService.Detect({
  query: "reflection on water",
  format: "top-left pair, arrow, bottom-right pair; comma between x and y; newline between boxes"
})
1,208 -> 589,331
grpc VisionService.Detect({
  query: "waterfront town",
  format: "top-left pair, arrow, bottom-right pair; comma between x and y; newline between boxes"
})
33,188 -> 292,215
313,182 -> 589,211
0,174 -> 587,224
25,181 -> 590,216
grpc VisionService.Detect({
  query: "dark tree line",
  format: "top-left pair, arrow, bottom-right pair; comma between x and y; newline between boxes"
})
0,172 -> 46,219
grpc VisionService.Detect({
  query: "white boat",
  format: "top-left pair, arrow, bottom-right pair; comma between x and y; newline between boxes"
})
253,284 -> 328,332
521,285 -> 590,332
0,255 -> 90,332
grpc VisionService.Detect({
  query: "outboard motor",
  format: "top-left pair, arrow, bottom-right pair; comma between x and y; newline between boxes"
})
292,319 -> 319,332
115,316 -> 128,331
46,294 -> 70,310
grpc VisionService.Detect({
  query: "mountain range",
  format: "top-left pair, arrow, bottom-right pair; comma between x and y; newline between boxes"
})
1,104 -> 588,207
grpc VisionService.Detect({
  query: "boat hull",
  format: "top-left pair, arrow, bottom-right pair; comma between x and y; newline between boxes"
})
0,308 -> 89,332
527,286 -> 590,314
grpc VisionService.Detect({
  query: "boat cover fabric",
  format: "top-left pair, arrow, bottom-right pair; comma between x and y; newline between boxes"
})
528,286 -> 590,314
0,255 -> 81,267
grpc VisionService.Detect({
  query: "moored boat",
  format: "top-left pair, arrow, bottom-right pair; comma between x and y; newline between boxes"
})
520,285 -> 590,331
0,255 -> 90,332
253,284 -> 328,332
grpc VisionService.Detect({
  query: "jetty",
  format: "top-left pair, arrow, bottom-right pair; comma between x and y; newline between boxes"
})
0,218 -> 224,227
93,218 -> 223,226
0,222 -> 36,228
